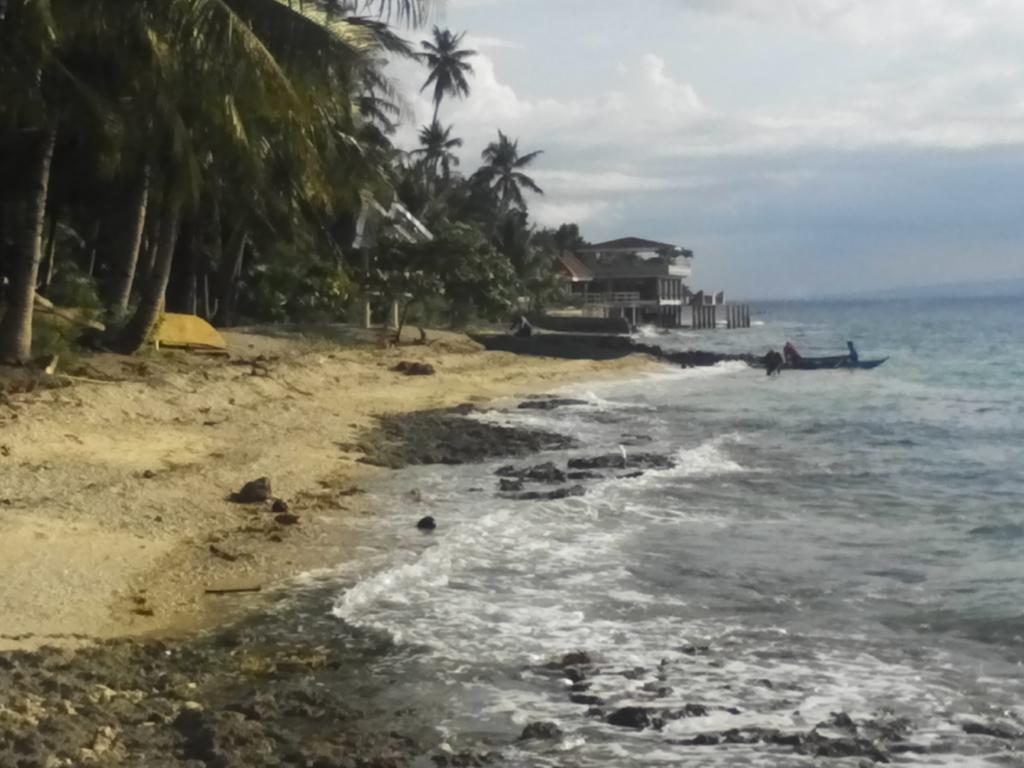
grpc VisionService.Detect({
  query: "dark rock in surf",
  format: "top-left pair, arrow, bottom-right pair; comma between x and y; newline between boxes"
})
679,643 -> 711,655
557,651 -> 593,668
607,707 -> 653,730
498,478 -> 524,492
508,485 -> 585,501
569,693 -> 603,706
568,453 -> 674,471
961,720 -> 1022,739
230,477 -> 272,503
518,721 -> 563,741
416,516 -> 437,531
665,703 -> 710,720
681,733 -> 721,746
517,398 -> 588,411
358,408 -> 576,469
562,666 -> 586,683
495,461 -> 567,484
804,734 -> 890,763
271,498 -> 289,513
274,513 -> 299,526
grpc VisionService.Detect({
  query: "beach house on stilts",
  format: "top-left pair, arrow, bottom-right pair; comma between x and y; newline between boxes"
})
559,237 -> 693,328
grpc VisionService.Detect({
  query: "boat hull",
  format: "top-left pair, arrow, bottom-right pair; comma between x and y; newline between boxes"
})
787,356 -> 888,370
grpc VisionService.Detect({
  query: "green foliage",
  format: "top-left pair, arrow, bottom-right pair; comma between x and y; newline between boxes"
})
47,258 -> 102,311
471,131 -> 544,215
238,243 -> 352,324
367,222 -> 518,330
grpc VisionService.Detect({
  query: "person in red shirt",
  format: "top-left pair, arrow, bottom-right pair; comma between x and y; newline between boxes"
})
783,341 -> 802,365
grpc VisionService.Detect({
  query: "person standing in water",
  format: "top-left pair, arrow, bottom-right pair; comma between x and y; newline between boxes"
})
783,341 -> 802,366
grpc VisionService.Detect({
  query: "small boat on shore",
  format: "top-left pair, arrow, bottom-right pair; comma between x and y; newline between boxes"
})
786,355 -> 888,370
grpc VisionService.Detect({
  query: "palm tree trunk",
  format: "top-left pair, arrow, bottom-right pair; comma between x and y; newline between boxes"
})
213,223 -> 247,327
113,198 -> 180,354
104,166 -> 149,317
0,126 -> 57,364
39,212 -> 58,296
137,208 -> 161,289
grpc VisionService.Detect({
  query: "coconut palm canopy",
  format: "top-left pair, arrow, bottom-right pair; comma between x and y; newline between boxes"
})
0,0 -> 566,363
420,26 -> 475,123
411,119 -> 463,180
472,130 -> 544,213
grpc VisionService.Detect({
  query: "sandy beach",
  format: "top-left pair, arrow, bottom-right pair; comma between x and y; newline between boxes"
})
0,328 -> 656,651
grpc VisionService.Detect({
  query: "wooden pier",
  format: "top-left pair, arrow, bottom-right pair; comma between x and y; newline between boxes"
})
690,303 -> 751,330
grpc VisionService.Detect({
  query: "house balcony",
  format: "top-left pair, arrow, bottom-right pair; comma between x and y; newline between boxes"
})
583,292 -> 681,308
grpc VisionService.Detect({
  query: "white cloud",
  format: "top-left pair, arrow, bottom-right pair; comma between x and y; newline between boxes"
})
530,199 -> 614,227
676,0 -> 1024,45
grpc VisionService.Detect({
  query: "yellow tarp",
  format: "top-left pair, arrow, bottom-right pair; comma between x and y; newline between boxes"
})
154,313 -> 227,350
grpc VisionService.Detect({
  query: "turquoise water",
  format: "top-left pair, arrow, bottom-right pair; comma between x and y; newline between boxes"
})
324,297 -> 1024,766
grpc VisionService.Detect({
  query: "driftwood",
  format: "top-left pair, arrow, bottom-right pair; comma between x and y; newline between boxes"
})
58,374 -> 122,386
34,293 -> 106,332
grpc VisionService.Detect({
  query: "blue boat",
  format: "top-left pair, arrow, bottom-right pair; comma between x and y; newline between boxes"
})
787,355 -> 888,370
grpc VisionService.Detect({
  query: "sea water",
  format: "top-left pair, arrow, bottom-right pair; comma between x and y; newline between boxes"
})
309,298 -> 1024,766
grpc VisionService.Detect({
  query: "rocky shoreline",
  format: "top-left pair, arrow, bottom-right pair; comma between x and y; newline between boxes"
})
5,394 -> 1021,767
471,333 -> 762,368
0,628 -> 430,768
0,397 -> 639,768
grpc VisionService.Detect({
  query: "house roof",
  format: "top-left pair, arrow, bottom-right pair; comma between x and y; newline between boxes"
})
578,237 -> 689,255
558,251 -> 594,282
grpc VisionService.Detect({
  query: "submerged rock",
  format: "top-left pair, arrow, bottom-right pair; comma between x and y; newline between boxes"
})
568,453 -> 674,471
516,398 -> 588,411
554,651 -> 592,668
494,461 -> 567,484
507,485 -> 585,501
961,720 -> 1022,739
416,516 -> 437,531
607,707 -> 653,730
519,721 -> 564,741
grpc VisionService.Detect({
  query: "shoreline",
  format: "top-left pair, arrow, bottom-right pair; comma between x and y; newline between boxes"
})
0,328 -> 661,651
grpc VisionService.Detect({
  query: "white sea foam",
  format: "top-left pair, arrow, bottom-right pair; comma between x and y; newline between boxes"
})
675,438 -> 745,477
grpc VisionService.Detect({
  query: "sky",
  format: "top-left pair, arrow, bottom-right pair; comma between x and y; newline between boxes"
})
388,0 -> 1024,299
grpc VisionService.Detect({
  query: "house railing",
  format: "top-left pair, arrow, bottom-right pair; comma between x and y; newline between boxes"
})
584,291 -> 643,306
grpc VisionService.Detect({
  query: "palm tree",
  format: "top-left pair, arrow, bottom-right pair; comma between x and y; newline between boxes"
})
0,0 -> 441,359
471,130 -> 544,215
0,0 -> 60,362
411,120 -> 462,182
420,27 -> 475,123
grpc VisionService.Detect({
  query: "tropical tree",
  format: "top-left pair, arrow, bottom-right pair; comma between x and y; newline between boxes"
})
471,130 -> 544,216
0,0 -> 442,361
420,27 -> 475,123
410,119 -> 462,183
0,0 -> 62,362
